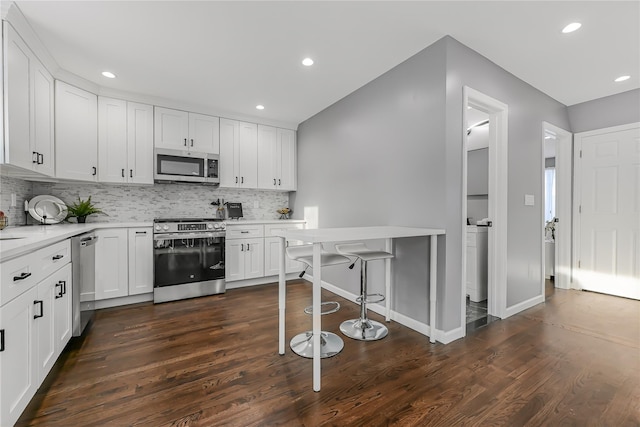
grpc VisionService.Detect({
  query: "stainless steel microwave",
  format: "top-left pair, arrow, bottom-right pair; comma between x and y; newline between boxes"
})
154,148 -> 220,185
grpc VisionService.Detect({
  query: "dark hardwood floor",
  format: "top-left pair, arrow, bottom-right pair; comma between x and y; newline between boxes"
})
17,280 -> 640,426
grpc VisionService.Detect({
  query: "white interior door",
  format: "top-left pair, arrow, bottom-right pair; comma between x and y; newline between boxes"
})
574,123 -> 640,300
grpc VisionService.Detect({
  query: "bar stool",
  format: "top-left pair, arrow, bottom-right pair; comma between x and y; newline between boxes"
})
286,245 -> 351,358
335,243 -> 394,341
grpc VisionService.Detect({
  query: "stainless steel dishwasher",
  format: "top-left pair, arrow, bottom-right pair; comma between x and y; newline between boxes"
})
71,232 -> 98,336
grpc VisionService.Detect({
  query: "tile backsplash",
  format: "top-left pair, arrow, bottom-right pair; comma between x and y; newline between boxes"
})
0,176 -> 33,226
31,181 -> 291,223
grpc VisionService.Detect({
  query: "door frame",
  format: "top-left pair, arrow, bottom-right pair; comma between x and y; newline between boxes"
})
541,122 -> 572,290
462,86 -> 509,332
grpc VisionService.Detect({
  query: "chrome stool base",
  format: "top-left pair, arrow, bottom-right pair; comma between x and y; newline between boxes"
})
290,331 -> 344,358
340,318 -> 388,341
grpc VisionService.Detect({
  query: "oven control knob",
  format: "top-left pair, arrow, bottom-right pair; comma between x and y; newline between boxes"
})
207,223 -> 214,229
162,224 -> 170,231
155,225 -> 161,231
213,223 -> 220,229
220,223 -> 226,230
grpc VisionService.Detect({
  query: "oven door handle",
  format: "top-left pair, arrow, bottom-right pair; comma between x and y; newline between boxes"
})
153,232 -> 225,240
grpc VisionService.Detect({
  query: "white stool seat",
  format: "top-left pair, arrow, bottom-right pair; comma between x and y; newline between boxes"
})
335,243 -> 394,261
286,245 -> 351,267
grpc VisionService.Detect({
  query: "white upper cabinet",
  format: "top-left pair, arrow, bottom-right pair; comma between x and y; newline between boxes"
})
257,125 -> 296,191
98,97 -> 153,184
3,22 -> 55,176
188,113 -> 220,154
55,81 -> 98,181
154,107 -> 219,154
220,118 -> 257,188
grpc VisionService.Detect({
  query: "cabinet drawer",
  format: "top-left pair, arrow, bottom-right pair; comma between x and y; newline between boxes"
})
226,225 -> 264,239
34,240 -> 71,283
1,239 -> 71,307
264,223 -> 304,237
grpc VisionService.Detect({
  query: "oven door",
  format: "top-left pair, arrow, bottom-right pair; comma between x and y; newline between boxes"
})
153,232 -> 225,303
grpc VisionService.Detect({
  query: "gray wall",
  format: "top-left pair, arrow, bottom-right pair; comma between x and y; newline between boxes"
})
292,35 -> 572,334
443,36 -> 570,310
291,39 -> 448,330
567,89 -> 640,133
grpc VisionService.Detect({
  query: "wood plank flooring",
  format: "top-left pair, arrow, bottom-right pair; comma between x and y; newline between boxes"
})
17,280 -> 640,426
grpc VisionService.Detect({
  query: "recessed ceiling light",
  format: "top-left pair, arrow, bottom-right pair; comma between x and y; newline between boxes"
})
562,22 -> 582,33
302,58 -> 314,66
256,105 -> 265,110
614,75 -> 630,82
101,71 -> 116,78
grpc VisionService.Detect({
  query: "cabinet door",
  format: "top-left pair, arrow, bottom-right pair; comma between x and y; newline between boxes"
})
225,240 -> 244,282
98,97 -> 128,183
0,286 -> 37,427
32,60 -> 55,177
34,277 -> 56,383
95,229 -> 129,300
55,81 -> 98,181
4,23 -> 33,170
220,118 -> 240,187
154,107 -> 189,150
243,238 -> 264,280
257,125 -> 278,189
53,264 -> 72,356
188,113 -> 220,154
127,102 -> 154,184
277,128 -> 297,191
238,122 -> 258,188
128,228 -> 153,295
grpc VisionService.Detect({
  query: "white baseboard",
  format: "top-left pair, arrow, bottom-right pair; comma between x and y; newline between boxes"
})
93,293 -> 153,310
505,294 -> 545,318
306,273 -> 463,345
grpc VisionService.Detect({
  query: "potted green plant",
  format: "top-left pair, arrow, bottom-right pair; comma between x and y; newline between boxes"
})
66,196 -> 104,223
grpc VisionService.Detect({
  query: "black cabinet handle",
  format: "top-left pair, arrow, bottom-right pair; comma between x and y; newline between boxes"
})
235,176 -> 238,184
0,329 -> 4,352
190,138 -> 194,147
241,243 -> 244,252
247,243 -> 250,251
52,254 -> 64,260
55,282 -> 63,299
278,179 -> 281,186
62,280 -> 67,295
13,272 -> 31,281
136,231 -> 147,234
273,178 -> 276,185
33,300 -> 43,319
92,166 -> 97,176
38,153 -> 44,164
184,138 -> 187,146
130,169 -> 133,178
241,176 -> 244,184
122,168 -> 125,177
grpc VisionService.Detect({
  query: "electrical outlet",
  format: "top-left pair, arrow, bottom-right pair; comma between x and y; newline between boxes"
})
524,194 -> 535,206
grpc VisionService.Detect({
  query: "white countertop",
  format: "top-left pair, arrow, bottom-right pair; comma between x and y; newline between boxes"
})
272,225 -> 445,243
0,222 -> 152,261
224,219 -> 306,226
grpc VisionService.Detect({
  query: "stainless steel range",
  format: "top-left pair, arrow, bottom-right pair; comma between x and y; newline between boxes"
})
153,218 -> 226,303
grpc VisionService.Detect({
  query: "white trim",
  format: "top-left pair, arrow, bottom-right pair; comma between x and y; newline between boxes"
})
505,294 -> 545,318
312,274 -> 461,344
227,273 -> 300,290
92,292 -> 153,310
462,87 -> 509,333
542,122 -> 573,291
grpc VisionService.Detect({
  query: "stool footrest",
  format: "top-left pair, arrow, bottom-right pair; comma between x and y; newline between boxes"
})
303,301 -> 341,315
355,293 -> 386,304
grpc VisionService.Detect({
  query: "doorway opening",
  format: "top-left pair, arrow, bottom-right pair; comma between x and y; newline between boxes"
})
462,87 -> 509,335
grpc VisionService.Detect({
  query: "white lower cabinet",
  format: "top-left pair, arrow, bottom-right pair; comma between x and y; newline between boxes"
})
225,224 -> 264,282
95,227 -> 153,300
0,248 -> 72,427
263,223 -> 305,276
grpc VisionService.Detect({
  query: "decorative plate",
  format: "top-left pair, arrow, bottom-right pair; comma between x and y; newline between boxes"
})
28,195 -> 68,224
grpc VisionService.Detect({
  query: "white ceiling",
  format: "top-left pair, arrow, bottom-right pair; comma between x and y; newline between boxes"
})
13,1 -> 640,126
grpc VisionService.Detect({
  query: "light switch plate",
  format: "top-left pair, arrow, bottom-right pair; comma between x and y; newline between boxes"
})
524,194 -> 535,206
